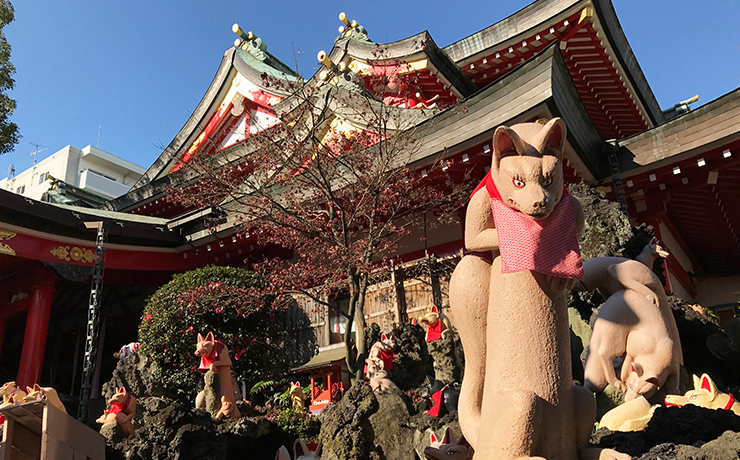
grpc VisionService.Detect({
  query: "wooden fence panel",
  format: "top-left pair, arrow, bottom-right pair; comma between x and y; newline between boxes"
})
403,277 -> 435,323
364,282 -> 396,333
436,275 -> 455,325
283,295 -> 325,368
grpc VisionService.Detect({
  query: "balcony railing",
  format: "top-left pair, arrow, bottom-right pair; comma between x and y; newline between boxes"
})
79,170 -> 131,199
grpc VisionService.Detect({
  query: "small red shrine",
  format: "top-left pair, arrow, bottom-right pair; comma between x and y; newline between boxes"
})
292,344 -> 350,413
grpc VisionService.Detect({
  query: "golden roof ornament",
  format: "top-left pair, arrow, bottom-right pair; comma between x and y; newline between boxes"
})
337,12 -> 370,42
232,23 -> 268,61
317,50 -> 335,81
316,49 -> 360,89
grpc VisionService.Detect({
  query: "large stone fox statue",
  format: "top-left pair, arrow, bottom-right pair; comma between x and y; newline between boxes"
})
449,119 -> 629,460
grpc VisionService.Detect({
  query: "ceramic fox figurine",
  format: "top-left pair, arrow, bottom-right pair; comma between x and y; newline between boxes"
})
194,332 -> 241,418
665,374 -> 740,416
0,395 -> 19,425
214,395 -> 237,420
0,395 -> 17,408
598,396 -> 657,432
24,384 -> 66,413
290,382 -> 307,409
114,341 -> 140,360
365,333 -> 397,391
366,360 -> 399,391
449,119 -> 629,460
0,381 -> 26,401
366,333 -> 395,374
421,306 -> 451,342
96,387 -> 136,440
424,427 -> 474,460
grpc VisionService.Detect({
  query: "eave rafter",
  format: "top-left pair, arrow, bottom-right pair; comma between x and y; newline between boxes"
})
341,54 -> 461,109
600,141 -> 740,275
457,6 -> 650,141
323,26 -> 475,111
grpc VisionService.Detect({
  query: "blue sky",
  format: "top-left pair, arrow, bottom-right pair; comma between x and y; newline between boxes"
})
2,1 -> 738,176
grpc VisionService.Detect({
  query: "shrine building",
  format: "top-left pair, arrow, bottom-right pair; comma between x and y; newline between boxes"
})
1,0 -> 738,399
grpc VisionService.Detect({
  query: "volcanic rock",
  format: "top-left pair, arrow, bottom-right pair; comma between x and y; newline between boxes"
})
319,382 -> 380,460
592,405 -> 740,459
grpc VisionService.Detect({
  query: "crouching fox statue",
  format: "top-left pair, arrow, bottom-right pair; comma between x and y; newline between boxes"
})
575,252 -> 682,401
96,387 -> 136,440
449,118 -> 630,460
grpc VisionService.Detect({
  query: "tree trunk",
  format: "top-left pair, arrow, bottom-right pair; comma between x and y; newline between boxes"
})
343,272 -> 369,385
353,291 -> 367,383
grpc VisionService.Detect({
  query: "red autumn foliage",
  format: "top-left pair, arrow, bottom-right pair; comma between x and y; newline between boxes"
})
166,50 -> 471,381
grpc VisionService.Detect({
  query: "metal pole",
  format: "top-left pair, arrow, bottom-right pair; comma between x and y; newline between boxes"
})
77,221 -> 106,422
603,142 -> 629,218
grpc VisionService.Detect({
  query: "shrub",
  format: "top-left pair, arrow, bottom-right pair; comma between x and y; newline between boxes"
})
138,265 -> 286,400
275,407 -> 320,437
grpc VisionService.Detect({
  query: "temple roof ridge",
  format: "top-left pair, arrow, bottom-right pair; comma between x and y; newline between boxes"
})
442,0 -> 663,128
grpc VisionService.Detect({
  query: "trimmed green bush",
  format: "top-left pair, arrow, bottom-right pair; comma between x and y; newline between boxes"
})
138,265 -> 285,399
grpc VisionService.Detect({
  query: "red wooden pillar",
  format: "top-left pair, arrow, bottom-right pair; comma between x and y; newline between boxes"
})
309,376 -> 316,410
17,268 -> 58,388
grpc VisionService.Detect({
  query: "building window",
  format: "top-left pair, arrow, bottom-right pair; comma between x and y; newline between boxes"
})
39,172 -> 48,184
16,185 -> 25,194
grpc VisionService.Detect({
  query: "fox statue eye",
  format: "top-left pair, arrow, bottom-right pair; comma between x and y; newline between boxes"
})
513,178 -> 525,188
542,177 -> 553,186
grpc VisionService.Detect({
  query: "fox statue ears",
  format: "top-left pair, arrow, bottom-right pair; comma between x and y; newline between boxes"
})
26,384 -> 43,394
430,428 -> 470,449
275,445 -> 290,460
630,363 -> 659,385
381,333 -> 394,342
431,305 -> 439,314
458,434 -> 472,450
430,428 -> 453,445
116,387 -> 127,395
197,332 -> 215,344
694,374 -> 719,399
294,439 -> 309,458
492,118 -> 566,168
293,439 -> 322,458
442,427 -> 452,444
